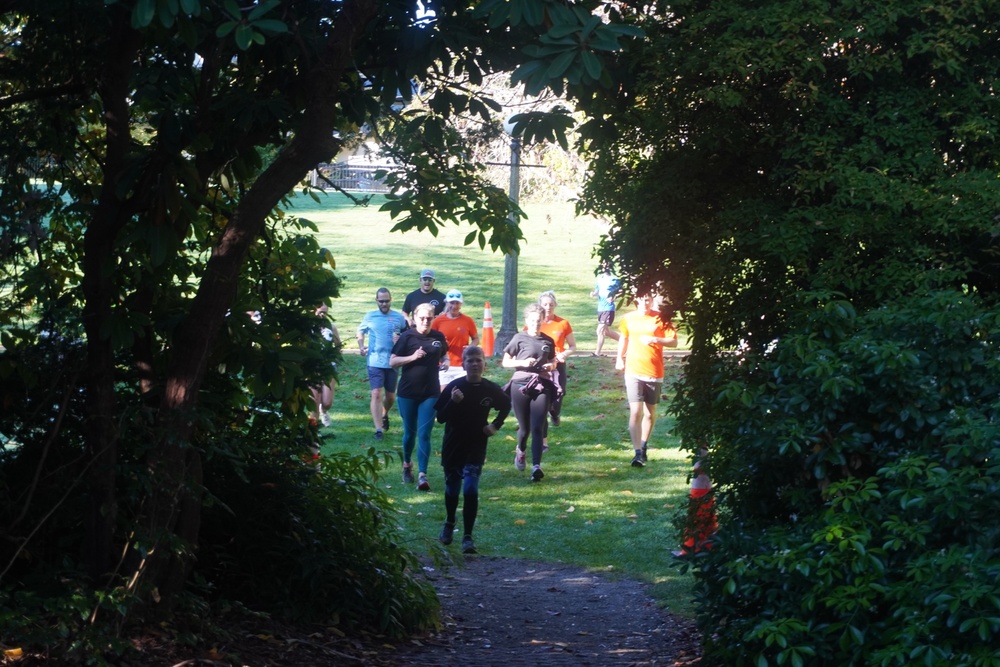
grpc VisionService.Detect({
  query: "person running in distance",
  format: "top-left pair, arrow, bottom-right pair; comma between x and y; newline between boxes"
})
615,293 -> 678,467
402,268 -> 447,327
357,288 -> 407,441
390,302 -> 447,491
590,262 -> 622,356
537,290 -> 575,430
432,289 -> 479,391
502,303 -> 558,482
435,346 -> 511,554
309,303 -> 341,428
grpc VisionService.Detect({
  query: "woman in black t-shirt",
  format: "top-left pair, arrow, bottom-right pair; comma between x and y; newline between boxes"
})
502,303 -> 557,482
391,302 -> 447,491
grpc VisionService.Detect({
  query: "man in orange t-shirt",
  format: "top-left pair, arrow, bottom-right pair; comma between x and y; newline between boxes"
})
616,294 -> 677,468
432,290 -> 479,390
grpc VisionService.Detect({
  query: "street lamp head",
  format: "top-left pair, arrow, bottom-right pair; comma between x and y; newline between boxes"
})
502,115 -> 522,137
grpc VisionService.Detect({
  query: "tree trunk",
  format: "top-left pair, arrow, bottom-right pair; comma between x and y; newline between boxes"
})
135,0 -> 380,612
81,9 -> 141,582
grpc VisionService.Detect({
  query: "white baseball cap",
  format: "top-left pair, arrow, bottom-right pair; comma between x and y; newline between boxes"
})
445,290 -> 463,303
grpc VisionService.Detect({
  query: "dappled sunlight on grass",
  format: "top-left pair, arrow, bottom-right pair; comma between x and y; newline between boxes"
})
302,197 -> 697,612
320,350 -> 698,615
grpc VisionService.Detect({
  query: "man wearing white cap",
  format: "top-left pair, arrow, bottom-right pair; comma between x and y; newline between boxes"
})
402,269 -> 447,327
432,290 -> 479,390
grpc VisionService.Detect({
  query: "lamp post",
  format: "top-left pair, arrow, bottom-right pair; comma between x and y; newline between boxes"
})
494,121 -> 521,355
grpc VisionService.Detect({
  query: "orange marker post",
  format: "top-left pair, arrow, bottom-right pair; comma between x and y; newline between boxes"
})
481,301 -> 495,356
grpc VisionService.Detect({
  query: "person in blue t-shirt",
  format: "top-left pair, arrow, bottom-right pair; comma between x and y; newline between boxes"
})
357,288 -> 407,441
590,262 -> 622,356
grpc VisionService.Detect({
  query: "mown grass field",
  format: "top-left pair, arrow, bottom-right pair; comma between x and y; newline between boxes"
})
286,191 -> 609,339
288,192 -> 698,616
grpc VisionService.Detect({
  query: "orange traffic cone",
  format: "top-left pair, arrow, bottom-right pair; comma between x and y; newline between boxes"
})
481,301 -> 495,356
676,451 -> 717,556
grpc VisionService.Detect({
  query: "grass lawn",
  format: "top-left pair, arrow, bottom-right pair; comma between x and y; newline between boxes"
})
286,191 -> 616,345
289,191 -> 699,617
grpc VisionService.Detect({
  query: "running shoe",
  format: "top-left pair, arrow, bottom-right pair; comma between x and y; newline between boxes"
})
461,535 -> 477,554
531,466 -> 544,482
631,453 -> 645,468
374,430 -> 384,441
320,412 -> 331,427
402,463 -> 414,484
382,414 -> 390,431
439,522 -> 455,545
417,474 -> 431,491
514,448 -> 526,471
641,446 -> 648,463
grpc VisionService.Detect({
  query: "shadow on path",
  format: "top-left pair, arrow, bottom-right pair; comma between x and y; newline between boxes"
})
388,556 -> 705,666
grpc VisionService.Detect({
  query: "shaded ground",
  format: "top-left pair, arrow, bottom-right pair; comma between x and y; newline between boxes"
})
109,555 -> 705,666
395,555 -> 705,666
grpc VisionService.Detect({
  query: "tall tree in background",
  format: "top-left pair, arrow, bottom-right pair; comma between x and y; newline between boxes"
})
0,0 -> 640,636
578,1 -> 1000,663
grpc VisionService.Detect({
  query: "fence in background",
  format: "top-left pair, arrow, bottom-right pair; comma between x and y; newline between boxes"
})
310,163 -> 391,193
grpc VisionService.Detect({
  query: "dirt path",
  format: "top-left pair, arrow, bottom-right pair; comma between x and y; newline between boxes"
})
385,555 -> 705,667
118,555 -> 706,666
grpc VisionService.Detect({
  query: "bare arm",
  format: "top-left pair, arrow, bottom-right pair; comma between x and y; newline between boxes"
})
557,333 -> 577,362
502,353 -> 537,369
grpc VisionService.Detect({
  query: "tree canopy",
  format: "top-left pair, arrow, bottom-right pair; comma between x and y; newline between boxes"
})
578,1 -> 1000,664
0,0 -> 642,656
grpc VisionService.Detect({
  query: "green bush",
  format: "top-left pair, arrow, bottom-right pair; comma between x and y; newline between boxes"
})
677,291 -> 1000,666
198,407 -> 439,636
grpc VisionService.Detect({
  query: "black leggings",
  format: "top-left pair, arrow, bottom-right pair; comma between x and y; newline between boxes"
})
511,382 -> 550,466
550,361 -> 567,420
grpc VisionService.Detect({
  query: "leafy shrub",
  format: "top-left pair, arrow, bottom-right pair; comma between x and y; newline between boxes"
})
676,291 -> 1000,666
198,407 -> 439,636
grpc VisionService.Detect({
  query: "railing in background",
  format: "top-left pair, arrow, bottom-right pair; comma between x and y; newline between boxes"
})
310,163 -> 391,193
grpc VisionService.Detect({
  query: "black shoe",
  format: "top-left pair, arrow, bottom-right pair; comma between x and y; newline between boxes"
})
402,464 -> 414,484
531,466 -> 544,482
550,414 -> 560,427
641,446 -> 648,463
382,414 -> 390,431
374,430 -> 384,441
461,535 -> 477,554
631,453 -> 645,468
439,522 -> 455,545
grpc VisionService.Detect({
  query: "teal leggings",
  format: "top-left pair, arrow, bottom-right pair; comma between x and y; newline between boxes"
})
397,395 -> 437,474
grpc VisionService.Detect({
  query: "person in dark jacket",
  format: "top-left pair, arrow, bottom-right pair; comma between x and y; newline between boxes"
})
434,346 -> 511,554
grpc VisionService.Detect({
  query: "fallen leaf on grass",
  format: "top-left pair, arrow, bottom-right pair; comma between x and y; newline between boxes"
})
622,489 -> 633,495
514,519 -> 527,525
489,496 -> 501,501
566,505 -> 575,512
593,413 -> 606,419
